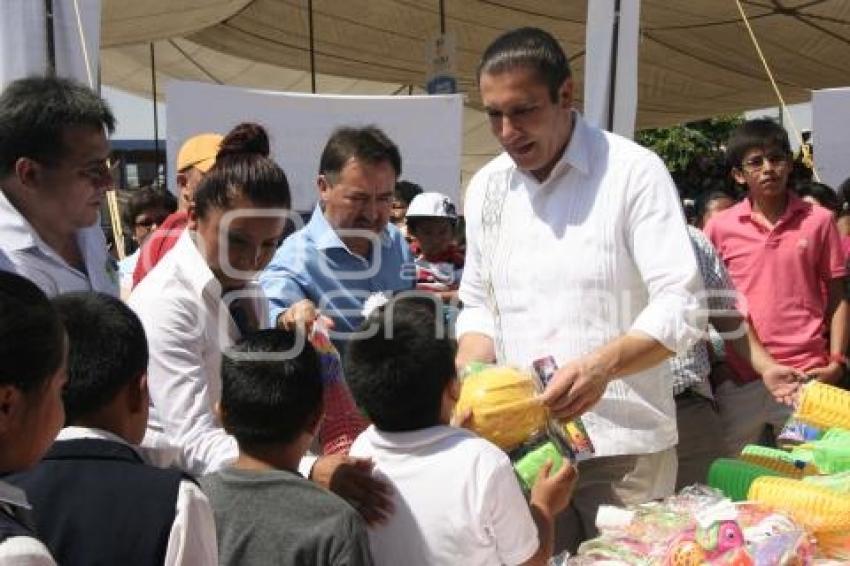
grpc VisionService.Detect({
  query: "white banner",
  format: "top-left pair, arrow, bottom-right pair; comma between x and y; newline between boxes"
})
812,88 -> 850,190
583,0 -> 640,138
166,81 -> 464,212
0,0 -> 100,89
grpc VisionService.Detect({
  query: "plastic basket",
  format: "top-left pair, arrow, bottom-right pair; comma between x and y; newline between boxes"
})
795,381 -> 850,430
740,444 -> 819,478
707,458 -> 781,501
748,476 -> 850,532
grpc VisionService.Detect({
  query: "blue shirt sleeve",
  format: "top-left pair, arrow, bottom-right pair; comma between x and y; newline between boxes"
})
259,247 -> 308,327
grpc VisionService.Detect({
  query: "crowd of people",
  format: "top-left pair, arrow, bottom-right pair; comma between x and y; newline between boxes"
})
0,25 -> 848,566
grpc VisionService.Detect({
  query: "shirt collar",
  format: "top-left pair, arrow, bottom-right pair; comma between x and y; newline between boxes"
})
57,426 -> 145,459
559,111 -> 592,177
306,204 -> 394,254
737,192 -> 809,223
0,480 -> 30,511
172,229 -> 222,297
363,424 -> 472,450
0,188 -> 41,252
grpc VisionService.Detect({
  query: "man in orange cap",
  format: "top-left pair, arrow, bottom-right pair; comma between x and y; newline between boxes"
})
132,133 -> 222,286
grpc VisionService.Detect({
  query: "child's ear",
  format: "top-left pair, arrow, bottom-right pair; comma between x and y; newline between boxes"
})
186,203 -> 199,230
447,377 -> 461,403
0,384 -> 22,435
127,372 -> 149,414
214,401 -> 224,423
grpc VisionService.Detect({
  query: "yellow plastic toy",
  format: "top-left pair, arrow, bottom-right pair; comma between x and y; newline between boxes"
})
455,366 -> 548,451
739,445 -> 818,478
794,381 -> 850,430
748,476 -> 850,533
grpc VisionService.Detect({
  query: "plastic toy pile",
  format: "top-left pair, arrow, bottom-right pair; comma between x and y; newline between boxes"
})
703,381 -> 850,563
566,485 -> 814,565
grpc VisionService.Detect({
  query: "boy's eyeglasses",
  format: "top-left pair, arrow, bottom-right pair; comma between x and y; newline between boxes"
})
740,152 -> 790,173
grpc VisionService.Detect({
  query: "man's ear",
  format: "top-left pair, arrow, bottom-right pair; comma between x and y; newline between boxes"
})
558,77 -> 574,110
732,168 -> 748,187
127,372 -> 148,414
176,171 -> 188,189
187,203 -> 199,230
317,175 -> 332,204
0,384 -> 22,436
14,157 -> 41,189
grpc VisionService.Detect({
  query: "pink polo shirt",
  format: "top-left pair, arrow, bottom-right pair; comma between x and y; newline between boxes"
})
705,195 -> 846,382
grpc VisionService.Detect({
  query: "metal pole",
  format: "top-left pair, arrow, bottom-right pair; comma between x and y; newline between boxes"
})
150,43 -> 162,186
308,0 -> 317,93
439,0 -> 446,34
45,0 -> 56,76
606,0 -> 621,132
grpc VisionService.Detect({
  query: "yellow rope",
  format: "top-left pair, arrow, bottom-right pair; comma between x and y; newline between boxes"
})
734,0 -> 819,181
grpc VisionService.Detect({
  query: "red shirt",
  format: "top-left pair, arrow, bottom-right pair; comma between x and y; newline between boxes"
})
131,210 -> 189,288
705,195 -> 846,382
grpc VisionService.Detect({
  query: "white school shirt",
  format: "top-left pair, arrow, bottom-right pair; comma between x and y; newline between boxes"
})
0,189 -> 118,297
56,427 -> 218,566
349,425 -> 538,566
0,481 -> 55,566
457,113 -> 705,458
129,231 -> 317,477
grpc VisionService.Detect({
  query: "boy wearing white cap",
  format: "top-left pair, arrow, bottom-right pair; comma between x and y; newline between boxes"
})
406,192 -> 464,302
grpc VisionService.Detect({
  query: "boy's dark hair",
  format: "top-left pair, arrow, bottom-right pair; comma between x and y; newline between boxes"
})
194,122 -> 291,219
123,186 -> 178,228
394,180 -> 423,206
695,190 -> 735,221
345,295 -> 456,432
51,293 -> 148,424
406,216 -> 456,236
221,329 -> 323,446
725,118 -> 791,171
0,272 -> 65,393
478,27 -> 571,103
319,126 -> 402,183
0,76 -> 116,177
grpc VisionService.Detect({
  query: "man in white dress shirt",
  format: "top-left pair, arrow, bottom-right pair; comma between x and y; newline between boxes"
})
456,27 -> 705,552
0,76 -> 118,297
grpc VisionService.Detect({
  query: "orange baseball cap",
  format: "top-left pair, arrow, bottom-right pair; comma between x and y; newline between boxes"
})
177,133 -> 223,173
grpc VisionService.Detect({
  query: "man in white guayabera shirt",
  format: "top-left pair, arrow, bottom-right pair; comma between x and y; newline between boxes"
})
456,27 -> 706,553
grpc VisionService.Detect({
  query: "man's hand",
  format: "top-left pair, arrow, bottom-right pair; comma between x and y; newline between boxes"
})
807,361 -> 844,385
761,364 -> 807,406
277,299 -> 334,334
529,460 -> 577,519
538,358 -> 611,421
310,454 -> 393,524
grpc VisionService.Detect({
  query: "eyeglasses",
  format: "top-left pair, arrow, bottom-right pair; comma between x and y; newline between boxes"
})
740,152 -> 790,173
77,159 -> 119,182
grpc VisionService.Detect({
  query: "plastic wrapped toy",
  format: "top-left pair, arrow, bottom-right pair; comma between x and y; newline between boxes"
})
455,365 -> 548,451
514,440 -> 564,490
747,476 -> 850,533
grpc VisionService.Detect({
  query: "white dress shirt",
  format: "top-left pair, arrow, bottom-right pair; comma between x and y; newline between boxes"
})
56,427 -> 218,566
457,113 -> 705,457
0,189 -> 118,297
129,230 -> 317,478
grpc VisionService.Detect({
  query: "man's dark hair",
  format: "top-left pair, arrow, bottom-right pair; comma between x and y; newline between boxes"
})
319,126 -> 402,183
394,180 -> 423,207
51,293 -> 148,424
344,295 -> 456,432
478,27 -> 571,102
725,118 -> 792,171
123,186 -> 178,228
0,272 -> 65,394
221,330 -> 323,447
194,122 -> 291,219
0,76 -> 116,177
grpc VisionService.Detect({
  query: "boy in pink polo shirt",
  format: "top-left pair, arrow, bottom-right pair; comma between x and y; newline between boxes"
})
705,118 -> 848,456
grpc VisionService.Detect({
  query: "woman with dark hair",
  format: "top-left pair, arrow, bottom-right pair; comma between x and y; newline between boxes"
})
129,122 -> 293,475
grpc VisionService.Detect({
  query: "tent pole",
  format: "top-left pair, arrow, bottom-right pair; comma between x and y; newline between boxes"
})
308,0 -> 316,93
45,0 -> 56,76
150,43 -> 162,187
606,0 -> 621,132
439,0 -> 445,34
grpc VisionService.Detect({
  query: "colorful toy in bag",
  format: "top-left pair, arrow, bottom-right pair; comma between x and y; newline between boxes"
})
777,417 -> 822,448
311,319 -> 368,455
747,476 -> 850,533
794,381 -> 850,430
454,365 -> 548,451
513,440 -> 564,491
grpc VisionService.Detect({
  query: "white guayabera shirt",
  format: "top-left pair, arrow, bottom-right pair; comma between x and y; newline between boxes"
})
457,113 -> 706,458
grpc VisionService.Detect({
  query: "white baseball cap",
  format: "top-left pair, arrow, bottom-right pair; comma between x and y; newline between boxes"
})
405,192 -> 458,221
